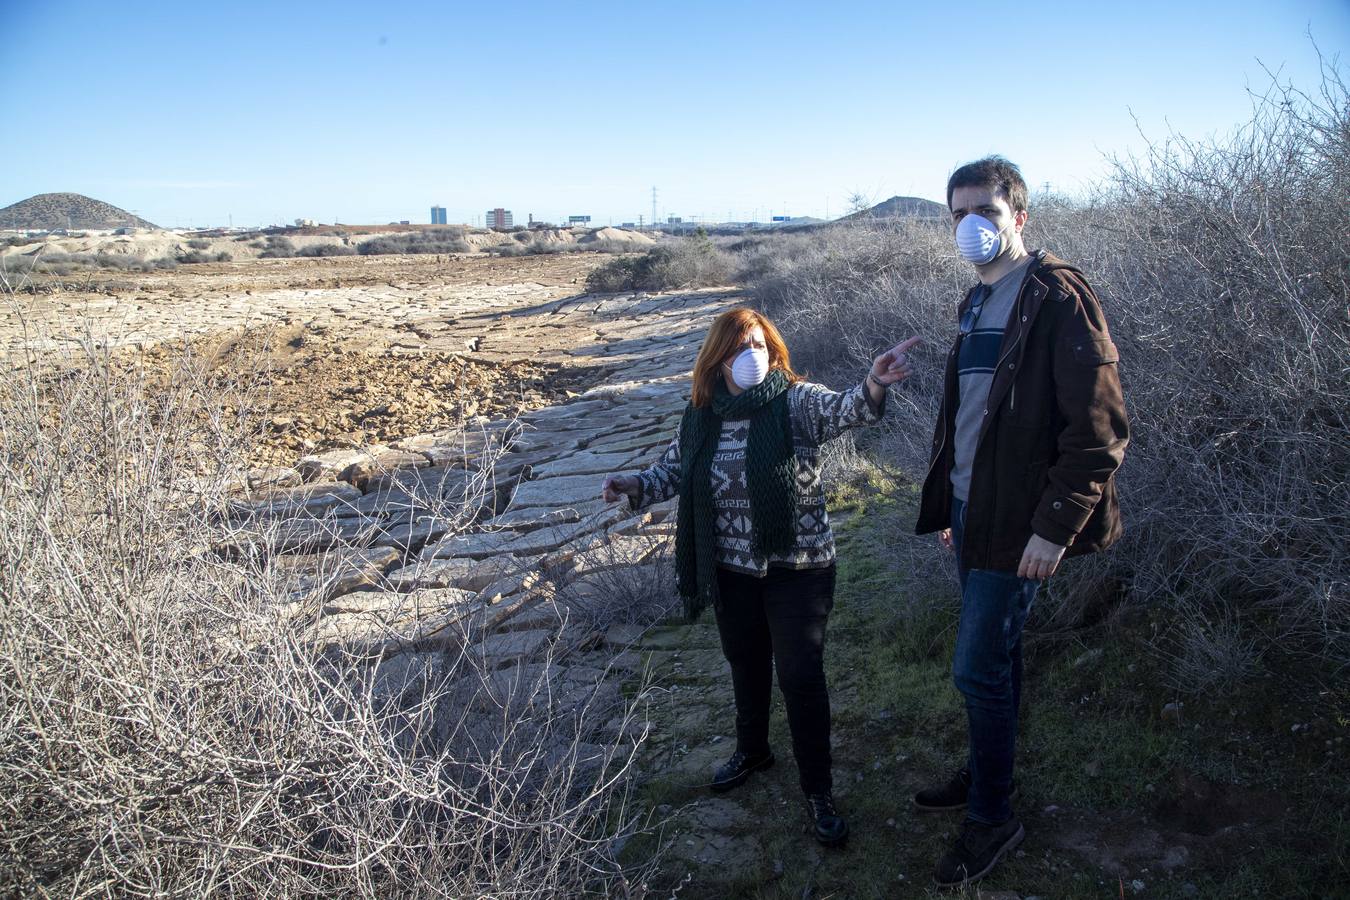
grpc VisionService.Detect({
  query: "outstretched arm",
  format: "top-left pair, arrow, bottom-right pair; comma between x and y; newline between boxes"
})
602,432 -> 681,510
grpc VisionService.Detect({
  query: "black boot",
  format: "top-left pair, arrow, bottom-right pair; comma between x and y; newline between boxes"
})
934,816 -> 1024,887
804,792 -> 849,847
914,767 -> 1018,812
710,749 -> 774,793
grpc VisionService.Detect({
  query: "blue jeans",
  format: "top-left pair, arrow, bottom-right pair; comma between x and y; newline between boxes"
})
950,496 -> 1039,825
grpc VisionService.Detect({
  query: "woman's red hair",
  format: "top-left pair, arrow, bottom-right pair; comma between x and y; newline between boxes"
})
690,307 -> 800,407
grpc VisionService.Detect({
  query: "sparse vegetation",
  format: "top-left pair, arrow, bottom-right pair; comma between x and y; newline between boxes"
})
585,230 -> 732,292
0,327 -> 656,897
258,235 -> 297,258
485,238 -> 633,258
177,249 -> 232,264
296,242 -> 357,257
357,229 -> 471,256
0,251 -> 182,277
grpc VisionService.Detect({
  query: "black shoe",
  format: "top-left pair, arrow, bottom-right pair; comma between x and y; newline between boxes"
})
710,749 -> 774,793
934,817 -> 1025,887
913,767 -> 1018,812
805,792 -> 849,847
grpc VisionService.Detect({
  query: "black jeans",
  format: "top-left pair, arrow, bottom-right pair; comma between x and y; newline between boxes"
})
713,564 -> 836,796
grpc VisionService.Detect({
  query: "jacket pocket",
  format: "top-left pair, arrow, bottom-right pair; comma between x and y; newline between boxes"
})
1071,336 -> 1119,365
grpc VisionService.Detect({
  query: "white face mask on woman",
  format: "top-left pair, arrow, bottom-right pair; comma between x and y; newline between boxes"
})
727,346 -> 770,389
954,212 -> 1012,266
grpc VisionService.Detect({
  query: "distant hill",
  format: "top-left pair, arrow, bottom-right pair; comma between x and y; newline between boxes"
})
0,193 -> 159,231
844,195 -> 948,221
763,216 -> 827,230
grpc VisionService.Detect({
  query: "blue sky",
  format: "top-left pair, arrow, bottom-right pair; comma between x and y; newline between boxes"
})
4,1 -> 1346,228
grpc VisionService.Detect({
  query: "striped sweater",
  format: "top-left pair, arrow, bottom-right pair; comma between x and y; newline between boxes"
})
632,381 -> 884,576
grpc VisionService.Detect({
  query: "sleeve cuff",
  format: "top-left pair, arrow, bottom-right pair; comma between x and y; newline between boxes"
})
1031,492 -> 1094,546
855,381 -> 885,422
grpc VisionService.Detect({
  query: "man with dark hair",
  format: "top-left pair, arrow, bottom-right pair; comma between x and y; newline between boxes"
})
913,156 -> 1129,887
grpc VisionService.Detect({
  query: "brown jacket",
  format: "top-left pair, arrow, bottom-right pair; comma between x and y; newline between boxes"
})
915,251 -> 1129,572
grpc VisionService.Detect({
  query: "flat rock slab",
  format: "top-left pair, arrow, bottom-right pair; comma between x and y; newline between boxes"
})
495,599 -> 569,633
604,622 -> 648,648
385,555 -> 520,593
513,504 -> 631,562
519,398 -> 615,426
506,472 -> 609,510
338,449 -> 431,488
487,500 -> 608,533
310,603 -> 477,658
421,529 -> 521,561
469,662 -> 564,712
296,446 -> 392,483
266,515 -> 384,553
474,628 -> 555,668
363,465 -> 478,497
276,546 -> 402,601
474,569 -> 543,605
526,448 -> 639,480
583,428 -> 672,456
372,516 -> 454,553
322,586 -> 478,618
228,481 -> 363,521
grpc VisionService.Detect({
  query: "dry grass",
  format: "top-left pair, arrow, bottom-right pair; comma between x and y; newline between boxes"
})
0,306 -> 658,896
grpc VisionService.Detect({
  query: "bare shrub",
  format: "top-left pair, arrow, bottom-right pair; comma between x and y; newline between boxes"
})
186,238 -> 211,250
818,430 -> 884,499
737,65 -> 1350,675
586,231 -> 733,293
296,242 -> 357,257
557,535 -> 679,631
258,235 -> 296,258
357,230 -> 470,256
1157,605 -> 1264,694
0,312 -> 657,895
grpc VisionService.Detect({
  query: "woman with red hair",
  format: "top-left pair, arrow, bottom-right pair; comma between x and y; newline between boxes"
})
602,307 -> 919,846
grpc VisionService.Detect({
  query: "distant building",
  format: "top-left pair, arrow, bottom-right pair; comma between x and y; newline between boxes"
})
430,206 -> 447,225
294,218 -> 317,227
486,208 -> 513,229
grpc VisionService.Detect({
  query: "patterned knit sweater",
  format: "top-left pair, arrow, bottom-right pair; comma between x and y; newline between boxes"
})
633,381 -> 884,576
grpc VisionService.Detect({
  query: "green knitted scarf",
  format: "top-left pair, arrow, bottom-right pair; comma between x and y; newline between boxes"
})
675,369 -> 796,620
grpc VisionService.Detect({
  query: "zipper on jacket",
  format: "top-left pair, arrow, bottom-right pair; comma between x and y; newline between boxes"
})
924,400 -> 948,482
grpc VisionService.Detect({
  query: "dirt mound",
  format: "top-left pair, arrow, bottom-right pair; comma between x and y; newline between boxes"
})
463,231 -> 517,251
579,227 -> 655,246
518,229 -> 577,247
0,192 -> 158,231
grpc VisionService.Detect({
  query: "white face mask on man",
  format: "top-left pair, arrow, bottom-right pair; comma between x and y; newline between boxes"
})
954,213 -> 1012,266
726,346 -> 770,389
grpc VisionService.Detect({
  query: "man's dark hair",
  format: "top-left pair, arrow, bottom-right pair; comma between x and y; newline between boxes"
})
946,156 -> 1029,213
